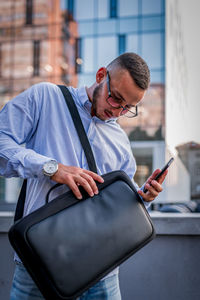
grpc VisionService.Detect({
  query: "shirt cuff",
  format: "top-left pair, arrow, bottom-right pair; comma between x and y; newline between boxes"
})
8,149 -> 56,179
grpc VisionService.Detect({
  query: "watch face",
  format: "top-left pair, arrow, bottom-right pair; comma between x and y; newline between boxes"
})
46,163 -> 56,173
43,161 -> 58,176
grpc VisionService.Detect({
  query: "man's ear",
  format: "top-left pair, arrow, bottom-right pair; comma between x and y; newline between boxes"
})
96,67 -> 107,83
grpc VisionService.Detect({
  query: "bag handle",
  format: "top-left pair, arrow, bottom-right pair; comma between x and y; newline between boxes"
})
14,86 -> 98,220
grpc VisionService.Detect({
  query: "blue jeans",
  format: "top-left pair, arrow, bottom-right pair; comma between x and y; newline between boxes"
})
10,262 -> 121,300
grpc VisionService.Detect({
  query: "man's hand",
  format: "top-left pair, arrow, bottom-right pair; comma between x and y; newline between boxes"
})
138,169 -> 168,202
51,163 -> 104,200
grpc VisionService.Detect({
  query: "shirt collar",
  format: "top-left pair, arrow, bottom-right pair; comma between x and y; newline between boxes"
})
77,86 -> 90,107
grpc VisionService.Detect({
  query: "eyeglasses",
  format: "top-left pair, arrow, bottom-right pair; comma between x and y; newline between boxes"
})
106,71 -> 138,118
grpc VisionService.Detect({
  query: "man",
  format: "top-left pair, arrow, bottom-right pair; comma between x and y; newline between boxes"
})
0,52 -> 167,300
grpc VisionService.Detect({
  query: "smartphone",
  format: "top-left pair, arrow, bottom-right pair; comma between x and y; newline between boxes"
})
143,157 -> 174,193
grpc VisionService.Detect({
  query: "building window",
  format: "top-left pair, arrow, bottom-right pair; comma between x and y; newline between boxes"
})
97,0 -> 109,19
26,0 -> 33,25
142,0 -> 163,15
118,34 -> 126,55
75,0 -> 95,21
75,38 -> 82,74
132,147 -> 153,188
141,33 -> 163,69
66,0 -> 74,20
195,163 -> 200,176
119,0 -> 138,17
97,36 -> 118,68
127,34 -> 138,53
33,41 -> 40,77
82,38 -> 94,73
110,0 -> 117,18
68,0 -> 74,15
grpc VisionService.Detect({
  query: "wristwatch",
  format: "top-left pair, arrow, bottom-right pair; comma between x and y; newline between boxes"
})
43,160 -> 58,177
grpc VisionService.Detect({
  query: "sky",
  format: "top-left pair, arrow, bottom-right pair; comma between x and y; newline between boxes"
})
168,0 -> 200,150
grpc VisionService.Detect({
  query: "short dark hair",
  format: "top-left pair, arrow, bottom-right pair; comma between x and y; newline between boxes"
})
107,52 -> 150,90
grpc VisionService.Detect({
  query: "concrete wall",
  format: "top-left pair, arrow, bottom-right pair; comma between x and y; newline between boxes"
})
120,213 -> 200,300
1,213 -> 200,300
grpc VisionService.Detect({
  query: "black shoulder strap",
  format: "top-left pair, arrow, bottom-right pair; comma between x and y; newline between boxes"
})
14,85 -> 97,221
57,85 -> 97,173
14,180 -> 27,222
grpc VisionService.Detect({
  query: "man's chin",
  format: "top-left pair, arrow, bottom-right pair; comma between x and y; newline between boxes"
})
92,109 -> 113,121
92,110 -> 106,121
99,112 -> 111,121
104,110 -> 113,119
96,114 -> 107,121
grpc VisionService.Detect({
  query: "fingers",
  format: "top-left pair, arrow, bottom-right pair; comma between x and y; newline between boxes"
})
68,176 -> 97,199
66,177 -> 83,200
51,164 -> 104,200
145,180 -> 163,194
147,169 -> 161,183
75,172 -> 99,198
157,169 -> 168,184
139,180 -> 163,202
138,189 -> 155,202
84,169 -> 104,183
139,168 -> 168,202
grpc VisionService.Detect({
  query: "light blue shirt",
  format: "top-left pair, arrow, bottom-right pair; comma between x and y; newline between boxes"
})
0,82 -> 146,276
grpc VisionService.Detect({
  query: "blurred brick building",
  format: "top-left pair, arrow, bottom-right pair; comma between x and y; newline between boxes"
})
0,0 -> 78,108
